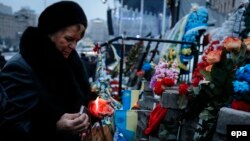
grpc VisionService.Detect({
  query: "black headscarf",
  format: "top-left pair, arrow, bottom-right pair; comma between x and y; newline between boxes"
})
38,1 -> 88,34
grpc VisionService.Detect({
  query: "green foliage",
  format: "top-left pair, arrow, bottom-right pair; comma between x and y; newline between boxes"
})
199,70 -> 212,81
125,42 -> 143,75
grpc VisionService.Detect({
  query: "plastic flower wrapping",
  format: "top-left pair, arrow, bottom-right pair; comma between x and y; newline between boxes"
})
210,5 -> 246,41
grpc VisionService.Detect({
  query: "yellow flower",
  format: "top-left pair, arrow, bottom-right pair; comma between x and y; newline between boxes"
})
181,48 -> 192,55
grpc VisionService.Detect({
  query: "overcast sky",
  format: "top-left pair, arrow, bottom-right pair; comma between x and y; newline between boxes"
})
0,0 -> 113,20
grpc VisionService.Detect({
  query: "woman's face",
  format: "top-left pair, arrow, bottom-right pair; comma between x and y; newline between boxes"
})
49,24 -> 85,58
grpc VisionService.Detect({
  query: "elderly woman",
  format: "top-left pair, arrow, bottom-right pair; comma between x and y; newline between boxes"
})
0,1 -> 97,141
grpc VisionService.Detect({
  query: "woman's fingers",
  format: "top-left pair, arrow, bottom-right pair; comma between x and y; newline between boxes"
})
71,113 -> 89,125
74,122 -> 90,133
63,113 -> 80,119
71,113 -> 90,132
57,113 -> 90,132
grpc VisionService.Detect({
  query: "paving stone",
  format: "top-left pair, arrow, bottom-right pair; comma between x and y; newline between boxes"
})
212,132 -> 226,141
163,109 -> 183,122
149,136 -> 160,141
137,111 -> 150,127
143,81 -> 152,92
136,110 -> 151,141
180,119 -> 199,141
215,107 -> 250,135
142,91 -> 154,97
157,123 -> 179,141
136,121 -> 148,139
138,95 -> 159,110
138,100 -> 156,110
161,92 -> 179,109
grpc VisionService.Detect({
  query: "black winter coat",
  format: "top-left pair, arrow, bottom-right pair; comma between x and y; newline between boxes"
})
0,27 -> 96,141
0,84 -> 7,112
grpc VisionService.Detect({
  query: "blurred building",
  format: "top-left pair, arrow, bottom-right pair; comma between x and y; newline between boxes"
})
86,18 -> 109,43
210,0 -> 245,13
14,7 -> 36,26
0,3 -> 36,51
112,0 -> 169,37
0,3 -> 12,15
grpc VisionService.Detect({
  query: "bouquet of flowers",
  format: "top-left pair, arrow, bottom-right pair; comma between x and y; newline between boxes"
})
149,60 -> 180,95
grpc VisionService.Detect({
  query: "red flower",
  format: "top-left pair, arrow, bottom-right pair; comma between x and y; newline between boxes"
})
217,46 -> 223,50
153,80 -> 164,95
202,56 -> 207,61
179,83 -> 189,95
193,68 -> 203,78
93,44 -> 100,53
192,77 -> 200,87
206,45 -> 214,53
231,100 -> 250,112
110,80 -> 119,85
211,40 -> 220,45
197,61 -> 209,70
162,77 -> 175,87
136,70 -> 145,76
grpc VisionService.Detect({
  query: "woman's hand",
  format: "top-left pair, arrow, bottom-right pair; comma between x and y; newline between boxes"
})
56,113 -> 90,134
